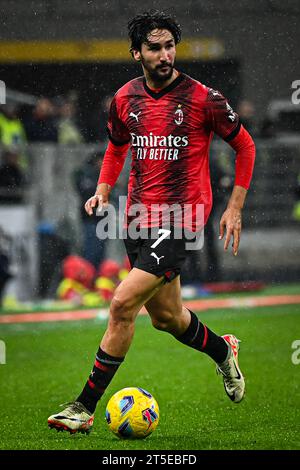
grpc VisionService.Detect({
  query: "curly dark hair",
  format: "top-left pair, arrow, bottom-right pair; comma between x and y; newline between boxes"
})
128,10 -> 181,54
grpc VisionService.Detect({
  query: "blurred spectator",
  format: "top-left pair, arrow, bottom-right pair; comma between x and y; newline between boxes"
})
0,104 -> 27,147
73,151 -> 106,268
204,157 -> 232,282
260,99 -> 300,138
0,149 -> 26,204
181,155 -> 232,284
38,222 -> 70,298
57,255 -> 104,307
95,259 -> 122,301
0,228 -> 12,307
24,98 -> 58,142
292,172 -> 300,222
260,117 -> 276,138
0,104 -> 28,168
237,99 -> 257,136
87,94 -> 113,142
56,257 -> 130,307
57,98 -> 83,145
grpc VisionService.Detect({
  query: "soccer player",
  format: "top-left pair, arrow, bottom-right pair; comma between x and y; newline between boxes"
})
48,11 -> 255,434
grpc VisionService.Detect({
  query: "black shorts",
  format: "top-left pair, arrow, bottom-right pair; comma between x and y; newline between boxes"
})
123,226 -> 198,283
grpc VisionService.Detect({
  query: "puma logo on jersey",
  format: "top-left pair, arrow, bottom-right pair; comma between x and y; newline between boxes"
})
226,102 -> 236,122
150,252 -> 165,265
129,111 -> 141,122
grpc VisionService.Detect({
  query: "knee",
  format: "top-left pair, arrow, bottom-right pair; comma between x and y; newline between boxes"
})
109,294 -> 136,325
151,311 -> 178,333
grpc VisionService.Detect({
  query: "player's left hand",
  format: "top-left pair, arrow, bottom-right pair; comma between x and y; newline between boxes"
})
219,207 -> 242,256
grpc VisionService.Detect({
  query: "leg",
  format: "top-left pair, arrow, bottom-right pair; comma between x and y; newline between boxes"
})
48,267 -> 165,433
75,267 -> 165,412
146,276 -> 245,404
101,267 -> 165,356
145,275 -> 229,363
145,275 -> 190,336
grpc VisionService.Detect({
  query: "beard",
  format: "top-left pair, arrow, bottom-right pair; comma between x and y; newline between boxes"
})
142,60 -> 174,83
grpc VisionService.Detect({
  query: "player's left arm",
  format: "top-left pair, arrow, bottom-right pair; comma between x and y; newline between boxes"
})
219,125 -> 256,256
205,88 -> 256,256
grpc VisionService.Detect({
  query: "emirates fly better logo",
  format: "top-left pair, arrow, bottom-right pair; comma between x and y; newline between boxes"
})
131,132 -> 188,161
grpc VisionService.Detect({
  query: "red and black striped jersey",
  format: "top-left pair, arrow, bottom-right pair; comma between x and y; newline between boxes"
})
107,72 -> 241,231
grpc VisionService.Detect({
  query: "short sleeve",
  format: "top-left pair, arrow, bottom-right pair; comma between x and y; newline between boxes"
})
107,95 -> 131,146
205,88 -> 241,142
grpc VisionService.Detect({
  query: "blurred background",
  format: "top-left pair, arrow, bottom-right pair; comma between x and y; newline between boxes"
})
0,0 -> 300,309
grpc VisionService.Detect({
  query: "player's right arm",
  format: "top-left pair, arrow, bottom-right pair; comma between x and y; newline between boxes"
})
84,140 -> 129,215
85,93 -> 131,216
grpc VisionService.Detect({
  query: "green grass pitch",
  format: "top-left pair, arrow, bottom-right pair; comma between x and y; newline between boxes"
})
0,304 -> 299,450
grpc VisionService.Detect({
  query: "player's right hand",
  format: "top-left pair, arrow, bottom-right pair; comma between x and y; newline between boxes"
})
84,195 -> 104,215
85,183 -> 111,216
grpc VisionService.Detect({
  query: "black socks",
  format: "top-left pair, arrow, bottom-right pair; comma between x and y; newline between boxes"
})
76,347 -> 124,414
176,310 -> 229,364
